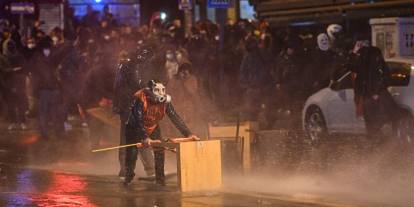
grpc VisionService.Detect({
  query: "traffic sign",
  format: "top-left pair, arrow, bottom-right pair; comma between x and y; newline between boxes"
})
179,0 -> 192,10
208,0 -> 232,8
10,2 -> 35,15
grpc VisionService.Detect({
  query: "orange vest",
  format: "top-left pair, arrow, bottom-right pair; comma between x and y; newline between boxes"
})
134,90 -> 167,135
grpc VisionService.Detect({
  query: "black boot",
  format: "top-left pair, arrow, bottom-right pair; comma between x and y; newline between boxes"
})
123,171 -> 135,186
155,178 -> 166,186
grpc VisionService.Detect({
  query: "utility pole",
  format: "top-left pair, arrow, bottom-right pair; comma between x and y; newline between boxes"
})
184,6 -> 193,37
179,0 -> 194,38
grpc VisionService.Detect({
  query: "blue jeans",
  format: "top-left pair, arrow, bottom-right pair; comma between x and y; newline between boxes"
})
38,89 -> 64,138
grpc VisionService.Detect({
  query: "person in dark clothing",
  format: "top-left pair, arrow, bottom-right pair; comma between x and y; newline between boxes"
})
113,44 -> 156,180
306,33 -> 335,94
1,40 -> 27,130
57,43 -> 88,128
239,37 -> 273,119
124,80 -> 199,186
347,44 -> 400,144
30,37 -> 63,139
273,40 -> 304,115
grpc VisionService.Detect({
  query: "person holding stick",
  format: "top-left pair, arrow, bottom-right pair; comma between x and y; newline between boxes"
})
124,80 -> 199,186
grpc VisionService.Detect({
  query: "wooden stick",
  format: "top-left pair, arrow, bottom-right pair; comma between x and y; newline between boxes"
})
167,137 -> 196,143
91,137 -> 197,153
92,143 -> 143,152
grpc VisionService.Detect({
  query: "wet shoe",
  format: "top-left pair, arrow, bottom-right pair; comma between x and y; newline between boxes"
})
119,170 -> 126,180
156,180 -> 166,186
20,123 -> 28,130
7,123 -> 17,130
123,176 -> 134,186
138,174 -> 155,181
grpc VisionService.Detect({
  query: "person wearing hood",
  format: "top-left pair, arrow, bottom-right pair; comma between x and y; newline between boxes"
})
30,37 -> 63,139
1,38 -> 27,130
273,37 -> 304,116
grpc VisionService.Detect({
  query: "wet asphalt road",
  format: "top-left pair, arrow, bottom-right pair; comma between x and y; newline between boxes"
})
1,118 -> 413,207
1,167 -> 333,207
0,119 -> 340,207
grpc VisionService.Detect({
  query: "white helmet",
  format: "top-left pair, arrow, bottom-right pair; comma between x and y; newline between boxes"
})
326,24 -> 343,41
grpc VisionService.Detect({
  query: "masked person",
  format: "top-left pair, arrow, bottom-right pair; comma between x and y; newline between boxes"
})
306,33 -> 335,94
1,39 -> 27,130
30,37 -> 64,139
124,80 -> 199,186
113,44 -> 156,180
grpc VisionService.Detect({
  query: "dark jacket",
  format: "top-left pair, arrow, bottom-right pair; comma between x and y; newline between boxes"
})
30,50 -> 61,94
306,49 -> 335,91
348,46 -> 390,97
239,49 -> 272,89
113,59 -> 144,114
125,90 -> 191,143
0,51 -> 26,96
274,51 -> 302,87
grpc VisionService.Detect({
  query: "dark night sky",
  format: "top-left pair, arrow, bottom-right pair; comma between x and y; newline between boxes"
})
140,0 -> 183,25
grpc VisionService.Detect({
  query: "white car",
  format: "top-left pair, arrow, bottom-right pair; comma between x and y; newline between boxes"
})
302,58 -> 414,145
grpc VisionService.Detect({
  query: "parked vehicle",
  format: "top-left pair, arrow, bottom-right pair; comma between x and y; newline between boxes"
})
302,58 -> 414,145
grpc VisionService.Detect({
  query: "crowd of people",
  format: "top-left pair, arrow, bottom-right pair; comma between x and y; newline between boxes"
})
0,4 -> 385,140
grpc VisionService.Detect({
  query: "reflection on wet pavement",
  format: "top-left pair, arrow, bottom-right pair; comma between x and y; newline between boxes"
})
0,167 -> 332,207
2,169 -> 96,207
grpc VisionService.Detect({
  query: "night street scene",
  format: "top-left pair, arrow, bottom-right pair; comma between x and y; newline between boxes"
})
1,0 -> 414,206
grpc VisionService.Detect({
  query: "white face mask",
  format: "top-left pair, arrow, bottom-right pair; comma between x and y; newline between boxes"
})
52,36 -> 59,45
214,35 -> 219,41
317,33 -> 330,51
27,43 -> 36,49
152,83 -> 170,103
166,53 -> 174,60
43,49 -> 51,57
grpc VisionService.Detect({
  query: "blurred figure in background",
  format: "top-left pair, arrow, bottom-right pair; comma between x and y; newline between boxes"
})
273,38 -> 304,116
0,37 -> 27,130
164,49 -> 179,83
30,38 -> 63,140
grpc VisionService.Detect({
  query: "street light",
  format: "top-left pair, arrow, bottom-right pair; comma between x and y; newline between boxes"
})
95,0 -> 102,3
160,12 -> 167,21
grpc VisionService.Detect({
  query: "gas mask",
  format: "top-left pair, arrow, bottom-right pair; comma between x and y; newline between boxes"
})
317,33 -> 330,51
149,82 -> 171,103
